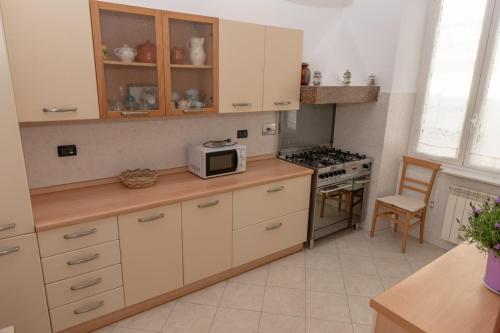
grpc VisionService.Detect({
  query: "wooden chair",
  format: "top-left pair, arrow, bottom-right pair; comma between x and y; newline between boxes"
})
370,156 -> 441,253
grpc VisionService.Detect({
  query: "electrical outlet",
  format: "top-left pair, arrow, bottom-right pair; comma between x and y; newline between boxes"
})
262,123 -> 276,135
237,129 -> 248,138
57,145 -> 77,157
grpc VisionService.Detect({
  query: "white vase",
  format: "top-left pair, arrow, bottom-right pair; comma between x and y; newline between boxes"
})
187,37 -> 206,65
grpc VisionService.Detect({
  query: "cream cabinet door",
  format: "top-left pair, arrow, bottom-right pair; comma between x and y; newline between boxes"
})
0,233 -> 51,333
219,20 -> 265,113
182,193 -> 232,284
0,0 -> 99,122
263,26 -> 303,111
0,13 -> 34,240
119,204 -> 183,306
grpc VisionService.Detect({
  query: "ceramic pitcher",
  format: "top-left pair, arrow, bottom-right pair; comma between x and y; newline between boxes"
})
186,37 -> 206,65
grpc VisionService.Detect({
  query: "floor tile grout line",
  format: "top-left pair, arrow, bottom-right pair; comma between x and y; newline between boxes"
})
207,280 -> 230,332
256,264 -> 271,331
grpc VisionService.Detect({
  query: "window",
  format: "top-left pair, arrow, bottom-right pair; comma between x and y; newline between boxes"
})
412,0 -> 500,173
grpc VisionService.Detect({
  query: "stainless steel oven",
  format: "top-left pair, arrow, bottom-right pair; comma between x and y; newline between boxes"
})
309,175 -> 370,243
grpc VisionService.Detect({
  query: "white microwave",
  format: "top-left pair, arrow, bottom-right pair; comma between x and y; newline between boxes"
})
188,143 -> 246,179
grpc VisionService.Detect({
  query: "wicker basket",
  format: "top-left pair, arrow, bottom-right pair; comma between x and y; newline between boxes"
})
119,169 -> 158,189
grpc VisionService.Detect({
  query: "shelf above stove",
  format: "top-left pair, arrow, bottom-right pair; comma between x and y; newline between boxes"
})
300,85 -> 380,104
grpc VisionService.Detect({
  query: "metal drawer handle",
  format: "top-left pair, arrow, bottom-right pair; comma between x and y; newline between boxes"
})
183,108 -> 205,113
120,111 -> 149,117
266,222 -> 283,230
64,228 -> 97,239
232,103 -> 252,107
274,101 -> 291,106
0,223 -> 16,232
198,200 -> 220,208
70,277 -> 102,291
43,107 -> 78,113
67,253 -> 99,266
73,301 -> 104,315
267,186 -> 285,193
0,246 -> 20,256
138,213 -> 165,223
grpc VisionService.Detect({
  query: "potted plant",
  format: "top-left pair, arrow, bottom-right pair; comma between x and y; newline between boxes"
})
460,197 -> 500,294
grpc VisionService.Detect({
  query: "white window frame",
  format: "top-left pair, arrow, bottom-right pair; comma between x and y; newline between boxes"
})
409,0 -> 499,177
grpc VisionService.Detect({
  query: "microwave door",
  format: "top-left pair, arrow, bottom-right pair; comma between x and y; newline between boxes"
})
205,150 -> 238,177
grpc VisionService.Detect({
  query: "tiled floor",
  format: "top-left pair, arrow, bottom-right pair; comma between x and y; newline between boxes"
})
93,228 -> 447,333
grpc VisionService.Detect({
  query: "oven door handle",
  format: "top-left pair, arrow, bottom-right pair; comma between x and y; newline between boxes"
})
319,183 -> 352,195
354,179 -> 370,185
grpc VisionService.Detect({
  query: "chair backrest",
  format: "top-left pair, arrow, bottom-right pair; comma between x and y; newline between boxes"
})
398,156 -> 441,204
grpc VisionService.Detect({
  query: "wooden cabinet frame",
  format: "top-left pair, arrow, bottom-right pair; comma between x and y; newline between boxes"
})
162,12 -> 219,116
90,1 -> 166,119
90,1 -> 219,119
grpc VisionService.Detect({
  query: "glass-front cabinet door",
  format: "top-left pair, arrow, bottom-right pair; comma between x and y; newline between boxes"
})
163,12 -> 219,115
91,2 -> 166,118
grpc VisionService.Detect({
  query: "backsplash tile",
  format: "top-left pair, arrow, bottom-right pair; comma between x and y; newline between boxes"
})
21,112 -> 278,188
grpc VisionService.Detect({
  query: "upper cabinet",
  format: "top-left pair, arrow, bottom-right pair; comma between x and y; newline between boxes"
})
262,26 -> 303,111
219,22 -> 302,113
1,0 -> 302,121
164,12 -> 219,116
91,2 -> 166,119
219,20 -> 265,113
0,0 -> 99,122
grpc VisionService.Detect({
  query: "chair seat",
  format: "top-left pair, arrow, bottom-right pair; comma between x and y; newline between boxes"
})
377,195 -> 426,212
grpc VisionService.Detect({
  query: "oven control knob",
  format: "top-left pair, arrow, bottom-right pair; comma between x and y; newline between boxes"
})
319,174 -> 325,179
362,164 -> 369,169
341,169 -> 346,174
332,171 -> 338,176
329,172 -> 334,177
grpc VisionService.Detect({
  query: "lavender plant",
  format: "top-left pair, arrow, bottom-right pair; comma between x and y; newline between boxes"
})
459,197 -> 500,256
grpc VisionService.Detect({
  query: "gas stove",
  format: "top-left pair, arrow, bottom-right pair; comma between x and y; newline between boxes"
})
279,145 -> 372,187
279,145 -> 372,246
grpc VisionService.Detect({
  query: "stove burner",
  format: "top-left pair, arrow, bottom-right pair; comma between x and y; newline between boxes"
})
284,147 -> 366,168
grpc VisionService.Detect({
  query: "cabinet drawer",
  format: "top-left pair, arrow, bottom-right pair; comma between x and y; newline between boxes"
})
38,217 -> 118,258
182,193 -> 232,284
119,203 -> 183,306
233,176 -> 311,229
233,210 -> 308,266
45,264 -> 122,309
49,287 -> 124,332
42,240 -> 120,284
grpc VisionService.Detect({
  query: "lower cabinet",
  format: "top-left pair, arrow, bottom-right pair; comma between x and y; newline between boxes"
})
119,204 -> 183,306
233,209 -> 308,266
49,287 -> 124,332
0,233 -> 51,333
182,192 -> 233,284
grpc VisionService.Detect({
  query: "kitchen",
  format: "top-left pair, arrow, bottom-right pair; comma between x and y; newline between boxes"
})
0,1 -> 499,333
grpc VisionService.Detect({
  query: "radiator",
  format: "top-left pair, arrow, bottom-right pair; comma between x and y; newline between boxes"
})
441,186 -> 497,244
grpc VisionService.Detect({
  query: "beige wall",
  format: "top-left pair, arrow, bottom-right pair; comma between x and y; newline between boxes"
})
20,112 -> 278,189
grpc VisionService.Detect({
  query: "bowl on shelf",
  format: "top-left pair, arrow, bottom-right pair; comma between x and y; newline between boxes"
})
119,169 -> 158,189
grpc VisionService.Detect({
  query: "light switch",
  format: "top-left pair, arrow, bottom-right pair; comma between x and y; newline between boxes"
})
262,123 -> 276,135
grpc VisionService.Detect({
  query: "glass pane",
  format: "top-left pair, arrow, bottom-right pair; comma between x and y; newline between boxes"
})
169,18 -> 214,110
416,0 -> 487,158
468,23 -> 500,170
100,10 -> 159,112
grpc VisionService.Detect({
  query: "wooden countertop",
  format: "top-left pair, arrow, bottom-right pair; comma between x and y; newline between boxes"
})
31,158 -> 313,232
370,243 -> 500,333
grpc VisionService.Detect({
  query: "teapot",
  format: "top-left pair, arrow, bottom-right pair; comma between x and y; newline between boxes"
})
136,40 -> 156,63
186,37 -> 206,65
114,44 -> 137,63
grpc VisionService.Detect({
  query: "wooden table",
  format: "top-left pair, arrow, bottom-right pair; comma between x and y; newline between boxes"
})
370,243 -> 500,333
